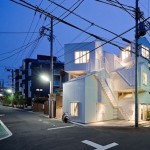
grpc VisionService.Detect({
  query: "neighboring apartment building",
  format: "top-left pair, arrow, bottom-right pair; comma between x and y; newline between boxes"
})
63,37 -> 150,124
15,55 -> 65,105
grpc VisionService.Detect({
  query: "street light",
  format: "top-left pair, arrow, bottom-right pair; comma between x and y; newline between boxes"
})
40,74 -> 51,118
7,89 -> 13,94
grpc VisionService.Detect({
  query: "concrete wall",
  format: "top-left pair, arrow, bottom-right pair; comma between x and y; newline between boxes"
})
63,77 -> 85,123
64,41 -> 102,73
84,75 -> 98,123
140,64 -> 150,92
84,73 -> 114,123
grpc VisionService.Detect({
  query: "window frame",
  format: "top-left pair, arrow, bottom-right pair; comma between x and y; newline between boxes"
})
141,45 -> 149,59
122,46 -> 131,60
70,102 -> 79,117
142,71 -> 147,86
75,51 -> 89,64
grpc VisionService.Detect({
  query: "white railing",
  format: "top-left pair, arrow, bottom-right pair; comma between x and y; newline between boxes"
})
94,70 -> 131,120
117,66 -> 135,86
113,55 -> 135,86
104,58 -> 110,73
114,56 -> 124,70
95,70 -> 118,108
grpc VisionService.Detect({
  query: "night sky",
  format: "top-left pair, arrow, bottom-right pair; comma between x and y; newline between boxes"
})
0,0 -> 149,87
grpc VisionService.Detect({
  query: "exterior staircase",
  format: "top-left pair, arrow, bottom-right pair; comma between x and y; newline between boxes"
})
93,70 -> 117,108
116,66 -> 135,87
93,69 -> 130,120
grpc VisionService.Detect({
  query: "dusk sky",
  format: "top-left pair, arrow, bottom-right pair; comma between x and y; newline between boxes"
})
0,0 -> 150,87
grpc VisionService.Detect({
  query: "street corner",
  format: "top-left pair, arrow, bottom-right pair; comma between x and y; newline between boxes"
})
0,120 -> 12,140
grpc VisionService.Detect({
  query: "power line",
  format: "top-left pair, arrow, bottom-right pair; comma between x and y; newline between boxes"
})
113,0 -> 135,18
10,0 -> 142,61
11,0 -> 46,67
0,37 -> 42,62
47,0 -> 131,41
95,0 -> 135,12
10,0 -> 120,47
52,0 -> 85,26
0,31 -> 38,34
11,12 -> 37,67
27,36 -> 44,58
64,15 -> 150,66
0,38 -> 41,55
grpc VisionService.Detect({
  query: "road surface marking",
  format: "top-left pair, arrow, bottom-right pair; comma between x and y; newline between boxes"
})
43,121 -> 49,124
48,125 -> 74,131
0,114 -> 5,117
144,125 -> 150,127
82,140 -> 118,150
0,120 -> 12,140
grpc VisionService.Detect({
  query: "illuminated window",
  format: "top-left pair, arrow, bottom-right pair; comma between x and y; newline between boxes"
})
122,46 -> 131,60
141,45 -> 149,59
70,102 -> 79,117
75,51 -> 89,64
143,72 -> 147,85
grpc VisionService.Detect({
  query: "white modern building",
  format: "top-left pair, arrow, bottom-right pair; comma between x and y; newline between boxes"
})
63,37 -> 150,124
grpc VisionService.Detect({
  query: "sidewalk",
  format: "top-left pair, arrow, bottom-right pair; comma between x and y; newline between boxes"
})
71,120 -> 150,127
10,106 -> 150,128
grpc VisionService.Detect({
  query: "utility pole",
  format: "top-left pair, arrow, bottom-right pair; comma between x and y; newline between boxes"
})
39,19 -> 55,118
135,0 -> 139,128
50,18 -> 55,118
50,18 -> 54,96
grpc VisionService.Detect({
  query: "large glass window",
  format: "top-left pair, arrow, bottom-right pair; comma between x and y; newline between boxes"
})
122,46 -> 131,60
75,51 -> 89,64
70,102 -> 79,117
141,45 -> 149,59
143,72 -> 147,85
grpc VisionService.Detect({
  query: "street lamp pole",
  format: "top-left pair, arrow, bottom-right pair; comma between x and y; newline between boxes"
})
135,0 -> 139,128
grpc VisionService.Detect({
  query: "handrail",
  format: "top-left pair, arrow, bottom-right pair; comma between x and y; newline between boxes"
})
117,66 -> 135,86
95,70 -> 118,107
114,55 -> 124,70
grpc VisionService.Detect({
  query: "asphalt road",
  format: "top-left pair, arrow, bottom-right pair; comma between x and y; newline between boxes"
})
0,105 -> 150,150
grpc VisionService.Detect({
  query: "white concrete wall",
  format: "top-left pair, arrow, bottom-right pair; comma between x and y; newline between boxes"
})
63,77 -> 85,123
84,74 -> 114,123
64,41 -> 102,73
140,64 -> 150,92
112,73 -> 132,91
84,75 -> 98,123
118,99 -> 134,120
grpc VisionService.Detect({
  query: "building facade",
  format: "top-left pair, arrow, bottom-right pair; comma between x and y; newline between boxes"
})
15,55 -> 65,105
63,37 -> 150,123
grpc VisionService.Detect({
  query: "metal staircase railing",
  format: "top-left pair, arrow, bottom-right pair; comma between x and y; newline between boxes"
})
93,70 -> 117,108
93,69 -> 131,120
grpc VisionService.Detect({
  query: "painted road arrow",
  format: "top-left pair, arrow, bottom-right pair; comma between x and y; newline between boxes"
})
82,140 -> 118,150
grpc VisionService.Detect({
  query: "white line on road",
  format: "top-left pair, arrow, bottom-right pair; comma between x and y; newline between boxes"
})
144,125 -> 150,127
0,114 -> 5,117
0,120 -> 12,140
48,125 -> 75,131
82,140 -> 118,150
